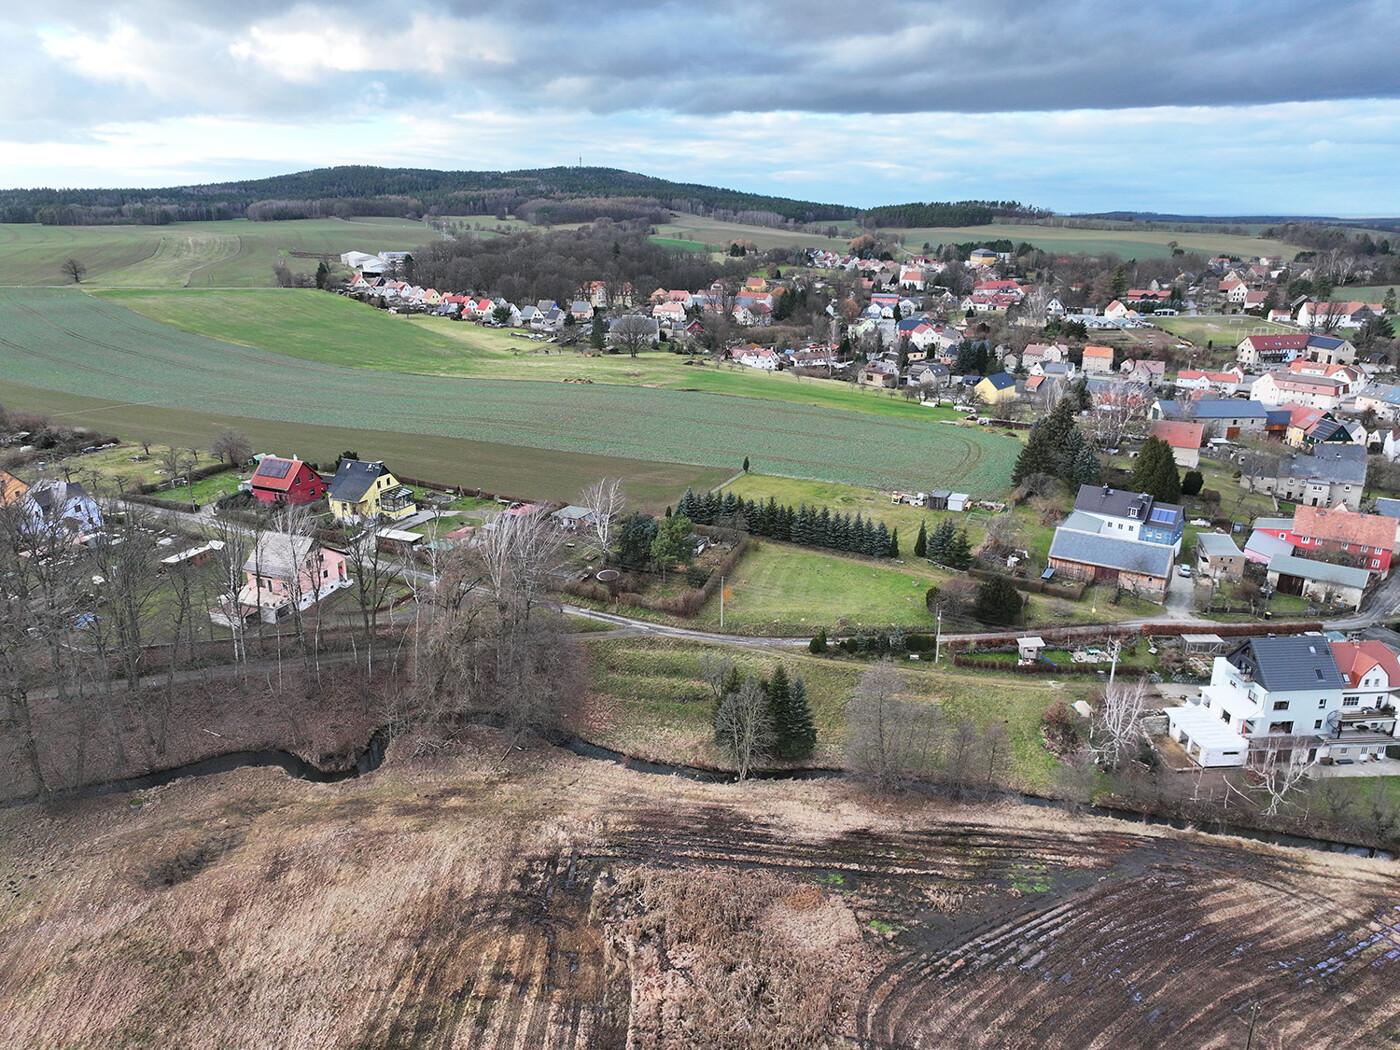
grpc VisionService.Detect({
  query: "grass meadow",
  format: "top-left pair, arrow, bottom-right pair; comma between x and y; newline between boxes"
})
583,634 -> 1084,789
0,217 -> 438,288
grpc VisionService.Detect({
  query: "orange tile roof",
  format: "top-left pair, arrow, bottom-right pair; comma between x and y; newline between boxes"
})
1330,640 -> 1400,689
1083,344 -> 1113,358
1150,420 -> 1204,449
1292,504 -> 1397,551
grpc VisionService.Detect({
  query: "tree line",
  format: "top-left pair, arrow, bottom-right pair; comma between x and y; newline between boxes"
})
676,489 -> 898,559
862,201 -> 1049,228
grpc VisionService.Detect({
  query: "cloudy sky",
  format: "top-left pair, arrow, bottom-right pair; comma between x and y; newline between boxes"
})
4,0 -> 1399,214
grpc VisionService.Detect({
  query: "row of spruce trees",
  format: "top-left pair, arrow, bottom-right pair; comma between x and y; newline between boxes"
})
713,665 -> 816,761
677,489 -> 899,559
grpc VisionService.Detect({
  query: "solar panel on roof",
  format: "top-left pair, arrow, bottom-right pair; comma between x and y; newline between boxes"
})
256,458 -> 292,479
1149,508 -> 1176,523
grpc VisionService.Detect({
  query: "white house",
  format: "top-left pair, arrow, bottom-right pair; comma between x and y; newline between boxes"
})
1167,635 -> 1345,768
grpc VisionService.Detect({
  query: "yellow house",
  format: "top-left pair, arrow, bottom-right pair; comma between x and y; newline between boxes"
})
0,470 -> 29,507
327,459 -> 416,522
974,371 -> 1018,405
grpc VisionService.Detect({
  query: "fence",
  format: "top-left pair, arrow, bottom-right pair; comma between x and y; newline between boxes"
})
945,620 -> 1325,653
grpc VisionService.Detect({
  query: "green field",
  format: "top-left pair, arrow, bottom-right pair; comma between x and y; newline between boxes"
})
654,213 -> 1305,262
1,381 -> 729,508
98,289 -> 985,428
691,542 -> 954,635
0,288 -> 1017,494
1151,314 -> 1294,346
0,217 -> 437,288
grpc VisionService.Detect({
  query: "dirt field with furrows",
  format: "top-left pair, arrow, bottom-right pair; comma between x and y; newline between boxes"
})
0,731 -> 1396,1049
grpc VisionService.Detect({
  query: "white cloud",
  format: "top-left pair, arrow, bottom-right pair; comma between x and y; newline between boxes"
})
227,10 -> 509,80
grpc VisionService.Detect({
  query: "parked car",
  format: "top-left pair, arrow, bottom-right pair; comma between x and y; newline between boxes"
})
1178,564 -> 1193,577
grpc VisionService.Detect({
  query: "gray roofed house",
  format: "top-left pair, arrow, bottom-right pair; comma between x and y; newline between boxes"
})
1073,484 -> 1184,550
26,478 -> 104,533
1049,529 -> 1175,578
1245,444 -> 1366,511
1266,553 -> 1368,610
328,459 -> 391,504
1222,634 -> 1345,693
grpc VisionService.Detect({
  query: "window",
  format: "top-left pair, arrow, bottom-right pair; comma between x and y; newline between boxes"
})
1318,699 -> 1327,708
1268,721 -> 1294,734
1272,700 -> 1289,711
1343,696 -> 1360,707
1315,720 -> 1324,730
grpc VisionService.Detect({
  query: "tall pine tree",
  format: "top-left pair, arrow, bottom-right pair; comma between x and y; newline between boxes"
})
914,520 -> 927,558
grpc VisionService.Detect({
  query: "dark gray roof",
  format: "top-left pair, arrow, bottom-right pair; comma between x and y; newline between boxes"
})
1073,484 -> 1182,528
328,459 -> 391,503
1225,635 -> 1345,692
1267,552 -> 1369,590
1278,444 -> 1366,486
1160,398 -> 1270,420
983,371 -> 1016,390
1049,527 -> 1174,577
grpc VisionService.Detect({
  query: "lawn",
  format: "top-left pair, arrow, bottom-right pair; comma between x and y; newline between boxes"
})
1,289 -> 1017,494
146,469 -> 245,506
687,542 -> 956,635
582,634 -> 1087,790
0,217 -> 438,288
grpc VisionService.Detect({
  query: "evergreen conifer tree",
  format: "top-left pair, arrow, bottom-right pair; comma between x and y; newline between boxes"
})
947,527 -> 973,568
677,488 -> 698,520
1070,446 -> 1102,486
784,675 -> 817,759
873,522 -> 891,558
1132,436 -> 1182,504
888,527 -> 899,558
974,574 -> 1024,625
816,507 -> 832,548
914,520 -> 927,558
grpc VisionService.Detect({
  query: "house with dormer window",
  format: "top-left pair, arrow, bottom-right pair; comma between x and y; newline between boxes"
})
1072,484 -> 1184,552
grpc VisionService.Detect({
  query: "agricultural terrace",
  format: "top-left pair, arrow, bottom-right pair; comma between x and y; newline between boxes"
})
0,289 -> 1017,494
0,217 -> 437,288
98,289 -> 973,427
2,738 -> 1395,1049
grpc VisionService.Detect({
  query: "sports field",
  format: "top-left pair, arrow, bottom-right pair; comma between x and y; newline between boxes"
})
0,217 -> 437,288
0,288 -> 1017,494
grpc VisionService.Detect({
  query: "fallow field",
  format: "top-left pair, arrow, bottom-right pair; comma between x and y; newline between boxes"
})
0,216 -> 438,288
0,288 -> 1017,494
1,737 -> 1396,1049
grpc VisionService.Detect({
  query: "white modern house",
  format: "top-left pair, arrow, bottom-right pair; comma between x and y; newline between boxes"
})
1166,635 -> 1398,768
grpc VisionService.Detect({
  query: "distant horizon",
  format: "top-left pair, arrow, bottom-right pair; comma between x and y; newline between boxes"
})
4,2 -> 1397,216
1,162 -> 1395,225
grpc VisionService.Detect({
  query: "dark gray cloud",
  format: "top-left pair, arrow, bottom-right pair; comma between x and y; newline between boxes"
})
8,0 -> 1397,136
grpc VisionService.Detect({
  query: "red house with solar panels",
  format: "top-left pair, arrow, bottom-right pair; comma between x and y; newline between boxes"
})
249,456 -> 327,506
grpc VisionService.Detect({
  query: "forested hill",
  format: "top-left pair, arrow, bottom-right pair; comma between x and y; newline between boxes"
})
0,165 -> 860,227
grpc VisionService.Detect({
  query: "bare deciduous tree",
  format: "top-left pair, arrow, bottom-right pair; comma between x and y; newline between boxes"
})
611,314 -> 657,357
845,661 -> 941,790
714,675 -> 773,780
579,476 -> 623,556
1244,737 -> 1317,817
210,428 -> 253,466
1091,675 -> 1150,770
61,258 -> 86,284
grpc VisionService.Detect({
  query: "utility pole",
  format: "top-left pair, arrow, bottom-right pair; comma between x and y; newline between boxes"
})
934,607 -> 942,664
1244,1000 -> 1260,1050
1107,638 -> 1122,691
720,576 -> 725,631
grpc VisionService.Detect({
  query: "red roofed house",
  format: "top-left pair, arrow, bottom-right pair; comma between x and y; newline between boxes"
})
1328,641 -> 1400,740
1291,503 -> 1398,576
249,456 -> 327,506
1149,420 -> 1204,469
1082,344 -> 1115,374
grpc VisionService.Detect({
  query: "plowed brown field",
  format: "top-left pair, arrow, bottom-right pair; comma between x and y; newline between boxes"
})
0,731 -> 1396,1049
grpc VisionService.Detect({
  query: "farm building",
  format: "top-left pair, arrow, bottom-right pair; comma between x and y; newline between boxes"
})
249,456 -> 326,506
1266,553 -> 1367,610
1047,527 -> 1173,601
